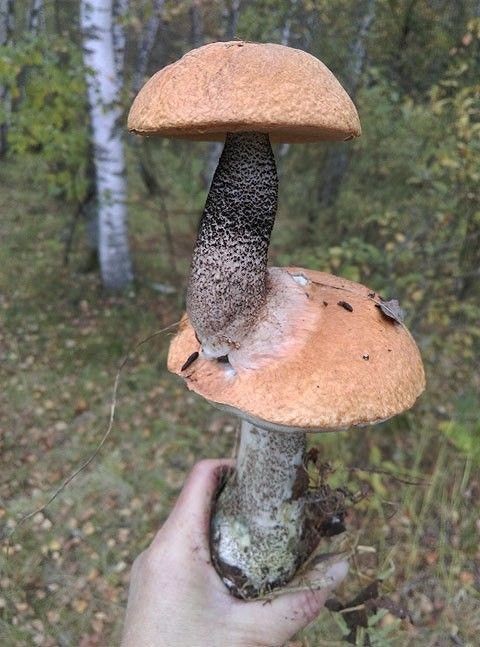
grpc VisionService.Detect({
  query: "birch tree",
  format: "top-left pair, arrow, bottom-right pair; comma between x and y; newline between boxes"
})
80,0 -> 133,290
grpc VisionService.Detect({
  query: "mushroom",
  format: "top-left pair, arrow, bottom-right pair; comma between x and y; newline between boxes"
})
128,41 -> 360,357
128,42 -> 425,597
168,268 -> 425,596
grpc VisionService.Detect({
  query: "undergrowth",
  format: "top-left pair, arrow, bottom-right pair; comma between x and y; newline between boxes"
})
0,157 -> 478,645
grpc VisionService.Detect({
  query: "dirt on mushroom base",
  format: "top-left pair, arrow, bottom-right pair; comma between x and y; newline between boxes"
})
209,451 -> 367,600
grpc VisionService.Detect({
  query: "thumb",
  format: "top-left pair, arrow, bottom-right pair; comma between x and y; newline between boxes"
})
233,560 -> 348,647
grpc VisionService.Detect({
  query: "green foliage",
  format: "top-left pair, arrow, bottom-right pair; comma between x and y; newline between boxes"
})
0,34 -> 90,203
370,0 -> 467,97
440,392 -> 480,464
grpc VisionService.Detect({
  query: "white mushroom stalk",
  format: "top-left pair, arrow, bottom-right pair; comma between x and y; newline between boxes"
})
212,421 -> 308,596
187,131 -> 278,358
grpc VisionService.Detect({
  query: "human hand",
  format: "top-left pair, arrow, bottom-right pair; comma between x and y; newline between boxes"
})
121,459 -> 348,647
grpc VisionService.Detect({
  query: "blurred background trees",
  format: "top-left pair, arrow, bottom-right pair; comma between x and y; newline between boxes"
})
1,0 -> 478,297
0,1 -> 479,644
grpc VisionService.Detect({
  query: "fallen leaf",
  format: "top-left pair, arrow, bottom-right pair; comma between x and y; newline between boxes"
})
375,299 -> 405,324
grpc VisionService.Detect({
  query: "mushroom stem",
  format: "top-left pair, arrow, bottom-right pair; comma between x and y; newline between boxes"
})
211,419 -> 308,597
187,132 -> 278,358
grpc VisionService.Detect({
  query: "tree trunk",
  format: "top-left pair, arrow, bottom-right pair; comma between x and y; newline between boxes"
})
0,0 -> 14,157
222,0 -> 241,40
458,211 -> 480,299
201,1 -> 242,189
312,0 -> 376,221
27,0 -> 44,33
131,0 -> 166,196
189,0 -> 204,48
80,0 -> 133,290
277,0 -> 298,160
112,0 -> 128,79
132,0 -> 165,95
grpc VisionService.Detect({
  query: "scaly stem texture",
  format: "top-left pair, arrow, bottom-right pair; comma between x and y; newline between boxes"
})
212,420 -> 307,596
187,132 -> 278,357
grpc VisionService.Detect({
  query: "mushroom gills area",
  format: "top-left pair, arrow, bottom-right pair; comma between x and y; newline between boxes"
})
187,131 -> 278,359
211,420 -> 307,597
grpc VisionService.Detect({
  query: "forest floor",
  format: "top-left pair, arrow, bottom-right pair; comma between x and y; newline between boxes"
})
1,158 -> 479,646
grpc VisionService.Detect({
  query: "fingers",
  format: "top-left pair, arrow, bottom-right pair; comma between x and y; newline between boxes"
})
154,459 -> 234,544
232,560 -> 348,646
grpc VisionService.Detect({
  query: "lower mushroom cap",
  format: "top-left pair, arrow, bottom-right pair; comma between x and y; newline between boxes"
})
168,267 -> 426,431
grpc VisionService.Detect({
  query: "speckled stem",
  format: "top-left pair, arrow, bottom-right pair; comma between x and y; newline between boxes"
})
187,132 -> 278,358
211,420 -> 308,596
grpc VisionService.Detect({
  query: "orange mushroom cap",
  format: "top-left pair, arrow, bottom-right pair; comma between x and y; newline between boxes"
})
128,41 -> 361,143
168,268 -> 425,432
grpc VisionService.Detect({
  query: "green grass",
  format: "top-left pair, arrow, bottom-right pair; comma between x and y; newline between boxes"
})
1,156 -> 479,645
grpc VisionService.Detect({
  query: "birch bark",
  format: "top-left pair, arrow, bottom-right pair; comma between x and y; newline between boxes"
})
80,0 -> 133,290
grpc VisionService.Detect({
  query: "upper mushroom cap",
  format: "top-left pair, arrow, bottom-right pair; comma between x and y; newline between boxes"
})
167,267 -> 425,432
128,41 -> 361,143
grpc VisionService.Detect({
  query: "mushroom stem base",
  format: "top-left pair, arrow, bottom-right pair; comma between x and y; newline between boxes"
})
211,420 -> 308,597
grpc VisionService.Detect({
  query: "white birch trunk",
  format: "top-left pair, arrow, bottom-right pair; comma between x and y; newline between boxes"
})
0,0 -> 14,50
80,0 -> 133,290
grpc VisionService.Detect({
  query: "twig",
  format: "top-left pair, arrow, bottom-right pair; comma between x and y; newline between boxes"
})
347,465 -> 429,487
338,603 -> 366,614
256,577 -> 337,603
2,321 -> 180,542
63,201 -> 83,266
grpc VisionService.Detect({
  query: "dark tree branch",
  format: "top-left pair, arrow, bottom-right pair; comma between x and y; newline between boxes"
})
27,0 -> 44,34
222,0 -> 241,40
132,0 -> 166,95
201,1 -> 242,188
189,0 -> 204,48
312,0 -> 376,219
